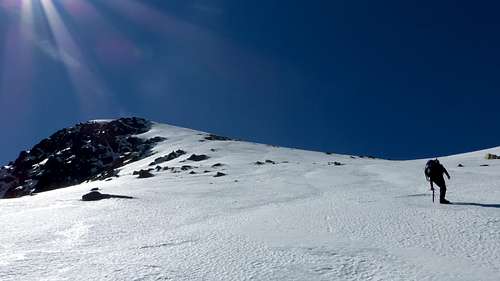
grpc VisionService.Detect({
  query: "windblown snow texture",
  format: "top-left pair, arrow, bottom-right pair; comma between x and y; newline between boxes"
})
0,119 -> 499,280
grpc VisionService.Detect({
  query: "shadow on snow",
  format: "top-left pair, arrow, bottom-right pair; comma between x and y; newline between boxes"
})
452,202 -> 500,209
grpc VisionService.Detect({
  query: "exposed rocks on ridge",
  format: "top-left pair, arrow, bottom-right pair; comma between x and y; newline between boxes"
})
0,117 -> 163,198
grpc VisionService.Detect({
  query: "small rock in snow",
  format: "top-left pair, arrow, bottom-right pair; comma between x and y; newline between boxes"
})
187,154 -> 209,162
214,172 -> 226,178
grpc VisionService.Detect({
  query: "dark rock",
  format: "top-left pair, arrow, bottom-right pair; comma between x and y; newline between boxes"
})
187,154 -> 209,162
203,170 -> 211,173
155,165 -> 162,172
147,136 -> 167,144
94,169 -> 120,181
480,164 -> 490,167
149,150 -> 186,166
135,169 -> 154,178
214,172 -> 226,178
325,152 -> 333,155
82,191 -> 133,201
458,164 -> 464,167
211,163 -> 223,168
189,171 -> 197,175
357,155 -> 377,159
1,117 -> 156,198
328,161 -> 344,166
82,191 -> 111,201
181,165 -> 193,171
485,153 -> 500,160
255,160 -> 277,165
205,134 -> 232,141
90,187 -> 100,191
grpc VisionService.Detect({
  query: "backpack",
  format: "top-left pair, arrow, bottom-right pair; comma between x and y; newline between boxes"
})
424,160 -> 437,181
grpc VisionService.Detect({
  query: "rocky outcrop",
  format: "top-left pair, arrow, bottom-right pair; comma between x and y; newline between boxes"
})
0,117 -> 163,198
149,150 -> 186,166
204,134 -> 232,141
133,169 -> 155,179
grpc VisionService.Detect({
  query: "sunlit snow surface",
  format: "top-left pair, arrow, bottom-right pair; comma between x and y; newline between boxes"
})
1,123 -> 499,280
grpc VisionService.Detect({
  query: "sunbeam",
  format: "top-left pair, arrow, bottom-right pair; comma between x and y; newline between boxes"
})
20,0 -> 34,34
19,0 -> 35,54
0,0 -> 34,127
39,0 -> 114,118
59,0 -> 141,67
0,0 -> 278,120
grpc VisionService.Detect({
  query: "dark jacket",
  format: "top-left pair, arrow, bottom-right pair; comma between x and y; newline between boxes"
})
430,163 -> 450,180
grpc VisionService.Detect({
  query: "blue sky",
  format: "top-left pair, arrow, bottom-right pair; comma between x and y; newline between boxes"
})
0,0 -> 499,163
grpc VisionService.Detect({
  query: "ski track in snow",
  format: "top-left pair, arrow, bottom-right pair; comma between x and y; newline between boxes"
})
0,123 -> 499,280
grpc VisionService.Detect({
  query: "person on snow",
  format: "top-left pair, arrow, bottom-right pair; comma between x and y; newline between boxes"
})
424,159 -> 451,204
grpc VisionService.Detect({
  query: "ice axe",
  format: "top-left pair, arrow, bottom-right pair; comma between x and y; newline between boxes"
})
430,182 -> 435,203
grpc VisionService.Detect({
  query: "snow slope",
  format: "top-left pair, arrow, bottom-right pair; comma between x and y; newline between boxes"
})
0,122 -> 499,281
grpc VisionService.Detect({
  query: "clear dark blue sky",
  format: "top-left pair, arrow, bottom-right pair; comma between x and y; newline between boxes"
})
0,0 -> 499,162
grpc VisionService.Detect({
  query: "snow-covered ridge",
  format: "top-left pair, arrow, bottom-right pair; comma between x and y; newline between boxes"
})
0,117 -> 355,199
0,118 -> 499,280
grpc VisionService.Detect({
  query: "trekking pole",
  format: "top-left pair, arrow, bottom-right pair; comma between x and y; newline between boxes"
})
432,188 -> 435,203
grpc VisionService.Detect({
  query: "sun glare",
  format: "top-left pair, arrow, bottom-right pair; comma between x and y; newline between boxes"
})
0,0 -> 35,124
0,0 -> 223,118
39,0 -> 113,116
